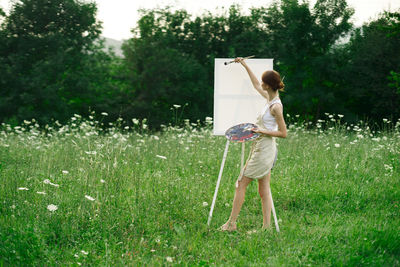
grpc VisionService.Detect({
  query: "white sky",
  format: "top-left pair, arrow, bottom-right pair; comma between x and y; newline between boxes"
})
1,0 -> 400,40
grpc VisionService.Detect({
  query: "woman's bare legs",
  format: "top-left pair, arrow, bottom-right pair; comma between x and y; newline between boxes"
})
220,176 -> 253,231
258,172 -> 272,229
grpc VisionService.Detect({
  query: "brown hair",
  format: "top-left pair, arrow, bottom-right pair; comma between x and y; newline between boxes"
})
261,70 -> 285,91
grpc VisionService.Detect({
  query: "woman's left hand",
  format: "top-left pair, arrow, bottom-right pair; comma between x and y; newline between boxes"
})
251,127 -> 264,134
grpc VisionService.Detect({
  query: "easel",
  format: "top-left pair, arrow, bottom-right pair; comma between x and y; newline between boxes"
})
207,140 -> 280,232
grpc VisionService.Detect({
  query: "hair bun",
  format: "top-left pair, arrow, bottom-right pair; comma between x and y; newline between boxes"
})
278,81 -> 285,91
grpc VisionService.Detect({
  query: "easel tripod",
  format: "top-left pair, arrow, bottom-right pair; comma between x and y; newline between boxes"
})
207,140 -> 280,232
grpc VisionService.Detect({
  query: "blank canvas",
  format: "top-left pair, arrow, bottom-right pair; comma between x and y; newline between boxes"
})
213,58 -> 274,136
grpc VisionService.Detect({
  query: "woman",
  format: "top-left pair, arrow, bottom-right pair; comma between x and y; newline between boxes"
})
220,57 -> 287,231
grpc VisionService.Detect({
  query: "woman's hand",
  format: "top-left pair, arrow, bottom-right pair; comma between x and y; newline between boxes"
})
234,57 -> 246,66
251,127 -> 264,134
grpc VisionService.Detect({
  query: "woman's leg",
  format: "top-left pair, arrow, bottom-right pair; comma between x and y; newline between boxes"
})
220,176 -> 253,231
258,172 -> 272,228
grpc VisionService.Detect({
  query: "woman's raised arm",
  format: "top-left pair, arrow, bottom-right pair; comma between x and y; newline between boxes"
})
235,57 -> 270,101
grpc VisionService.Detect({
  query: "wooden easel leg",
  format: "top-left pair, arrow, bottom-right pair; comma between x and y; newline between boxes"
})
270,187 -> 280,232
207,140 -> 230,226
240,142 -> 245,170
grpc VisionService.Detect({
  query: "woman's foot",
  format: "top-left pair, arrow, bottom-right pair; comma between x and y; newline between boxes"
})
219,221 -> 237,231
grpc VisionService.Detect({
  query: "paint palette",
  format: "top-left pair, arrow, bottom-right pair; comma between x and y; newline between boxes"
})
225,123 -> 260,142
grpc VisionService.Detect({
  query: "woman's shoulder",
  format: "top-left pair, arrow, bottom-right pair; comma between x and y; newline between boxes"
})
270,100 -> 283,115
269,97 -> 282,106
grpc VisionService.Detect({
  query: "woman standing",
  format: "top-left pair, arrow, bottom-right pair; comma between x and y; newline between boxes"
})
220,57 -> 287,231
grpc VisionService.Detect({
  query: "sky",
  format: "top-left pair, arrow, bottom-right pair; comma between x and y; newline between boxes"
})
1,0 -> 400,40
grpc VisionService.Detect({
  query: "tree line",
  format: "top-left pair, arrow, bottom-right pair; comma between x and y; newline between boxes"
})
0,0 -> 399,128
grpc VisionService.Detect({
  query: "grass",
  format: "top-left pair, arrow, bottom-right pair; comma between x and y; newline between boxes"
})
0,114 -> 399,266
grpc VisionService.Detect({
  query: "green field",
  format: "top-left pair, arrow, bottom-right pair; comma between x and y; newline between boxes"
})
1,114 -> 399,266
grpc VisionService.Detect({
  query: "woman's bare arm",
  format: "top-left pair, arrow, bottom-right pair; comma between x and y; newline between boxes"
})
235,58 -> 270,101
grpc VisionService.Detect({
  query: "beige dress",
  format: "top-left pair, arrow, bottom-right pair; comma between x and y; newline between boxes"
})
237,97 -> 281,185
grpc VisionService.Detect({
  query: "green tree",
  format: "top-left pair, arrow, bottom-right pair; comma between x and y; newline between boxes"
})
339,11 -> 400,121
122,6 -> 273,127
260,0 -> 354,119
123,8 -> 214,126
0,0 -> 103,124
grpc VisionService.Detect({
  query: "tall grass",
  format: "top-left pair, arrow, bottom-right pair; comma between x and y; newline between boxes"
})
0,113 -> 399,266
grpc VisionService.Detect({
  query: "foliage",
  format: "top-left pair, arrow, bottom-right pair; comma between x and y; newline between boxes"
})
122,1 -> 355,126
0,0 -> 399,128
0,0 -> 119,125
337,11 -> 400,121
258,0 -> 354,120
0,115 -> 399,265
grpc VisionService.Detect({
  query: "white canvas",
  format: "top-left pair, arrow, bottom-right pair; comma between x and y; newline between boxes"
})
213,58 -> 274,135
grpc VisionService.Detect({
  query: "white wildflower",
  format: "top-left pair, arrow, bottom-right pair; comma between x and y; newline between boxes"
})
101,112 -> 108,116
166,256 -> 173,262
383,118 -> 388,123
43,179 -> 59,187
150,249 -> 156,253
247,229 -> 258,235
132,118 -> 139,125
62,170 -> 69,174
85,195 -> 95,201
81,250 -> 89,255
202,202 -> 208,207
100,179 -> 106,183
47,204 -> 58,212
334,144 -> 340,148
36,191 -> 46,195
173,104 -> 181,108
156,155 -> 167,160
338,114 -> 344,118
384,164 -> 393,171
17,187 -> 29,191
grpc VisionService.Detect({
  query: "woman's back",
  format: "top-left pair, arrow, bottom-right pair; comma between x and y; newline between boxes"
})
261,97 -> 282,131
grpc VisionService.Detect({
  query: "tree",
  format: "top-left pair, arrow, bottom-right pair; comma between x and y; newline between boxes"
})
0,0 -> 102,124
122,9 -> 210,126
122,6 -> 273,127
339,11 -> 400,121
259,0 -> 354,119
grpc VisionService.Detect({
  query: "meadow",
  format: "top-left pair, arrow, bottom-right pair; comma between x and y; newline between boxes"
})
0,112 -> 399,266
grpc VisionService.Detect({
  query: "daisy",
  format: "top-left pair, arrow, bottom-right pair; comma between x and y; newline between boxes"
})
47,204 -> 58,212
